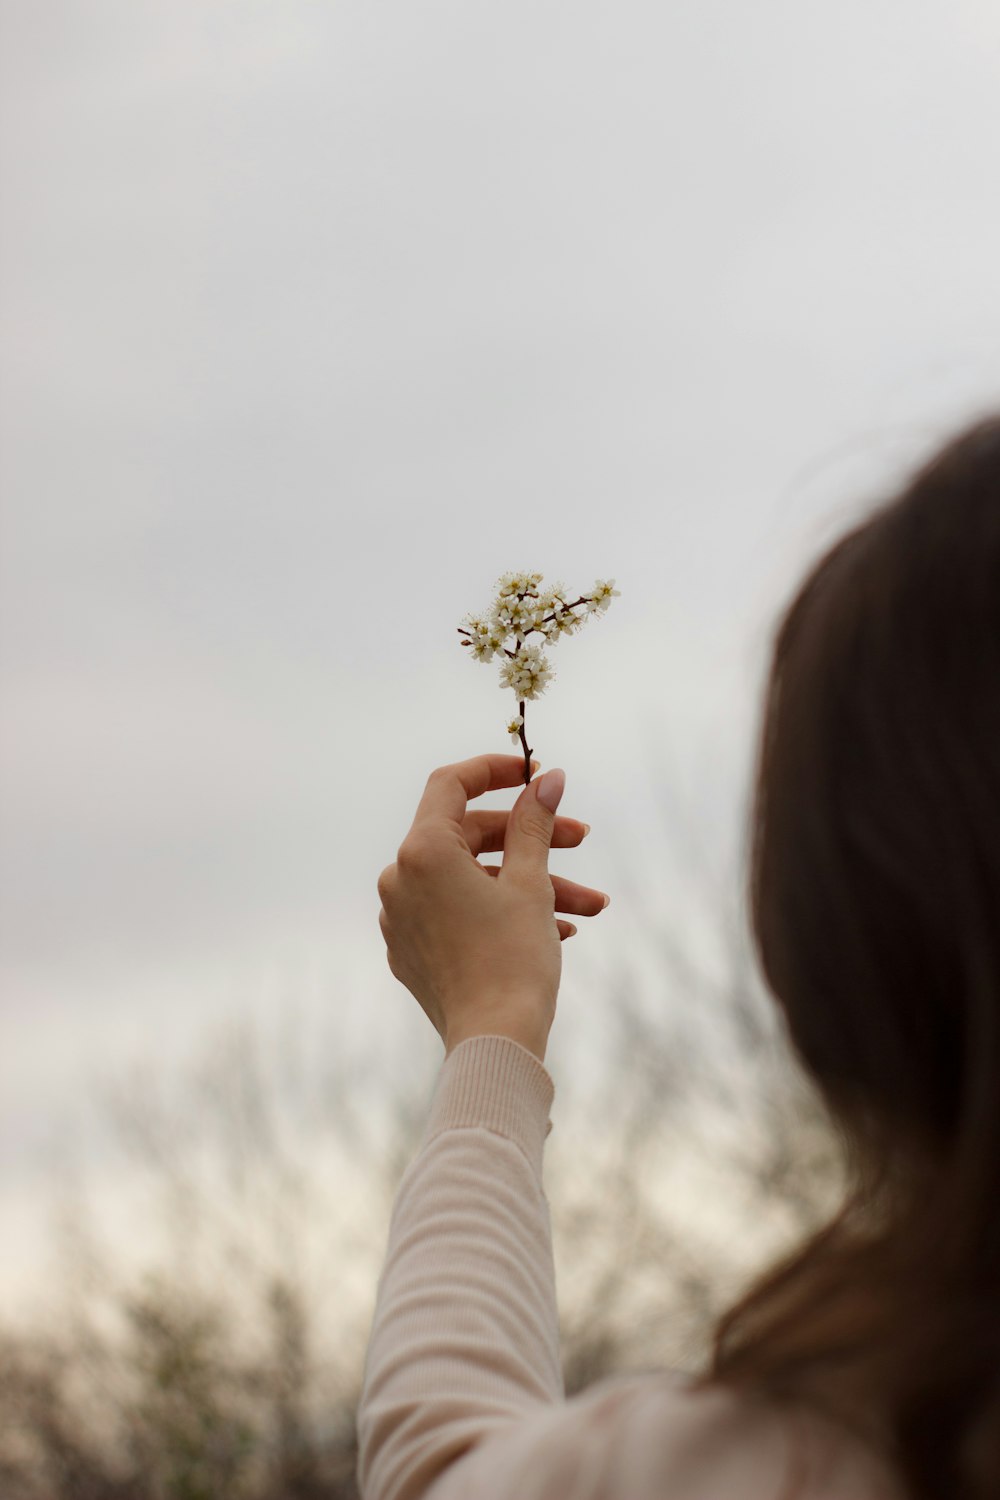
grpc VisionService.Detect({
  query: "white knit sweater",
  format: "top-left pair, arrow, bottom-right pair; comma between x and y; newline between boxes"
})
356,1034 -> 904,1500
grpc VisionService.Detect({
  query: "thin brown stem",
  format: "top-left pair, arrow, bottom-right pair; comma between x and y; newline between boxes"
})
537,595 -> 590,625
517,699 -> 532,785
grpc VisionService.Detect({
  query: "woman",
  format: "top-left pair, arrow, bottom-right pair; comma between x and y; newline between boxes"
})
360,413 -> 1000,1500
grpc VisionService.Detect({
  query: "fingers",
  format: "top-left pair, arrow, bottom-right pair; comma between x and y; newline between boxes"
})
542,870 -> 605,912
410,754 -> 540,835
556,919 -> 577,941
464,808 -> 589,856
546,872 -> 610,917
480,865 -> 609,917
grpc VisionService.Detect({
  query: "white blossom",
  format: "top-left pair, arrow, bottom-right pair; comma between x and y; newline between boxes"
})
498,642 -> 554,701
460,613 -> 505,663
460,611 -> 487,639
520,587 -> 585,644
491,593 -> 534,641
549,607 -> 584,639
476,634 -> 502,663
523,597 -> 554,637
592,578 -> 621,612
496,571 -> 541,599
507,713 -> 524,745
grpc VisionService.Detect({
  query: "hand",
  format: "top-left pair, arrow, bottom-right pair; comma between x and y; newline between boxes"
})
376,753 -> 610,1062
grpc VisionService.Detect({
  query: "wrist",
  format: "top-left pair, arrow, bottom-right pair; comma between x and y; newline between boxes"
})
444,1010 -> 551,1064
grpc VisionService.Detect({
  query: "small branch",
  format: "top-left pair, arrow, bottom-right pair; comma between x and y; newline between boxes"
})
459,587 -> 602,784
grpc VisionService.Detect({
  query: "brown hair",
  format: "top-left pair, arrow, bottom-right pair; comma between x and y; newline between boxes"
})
698,413 -> 1000,1498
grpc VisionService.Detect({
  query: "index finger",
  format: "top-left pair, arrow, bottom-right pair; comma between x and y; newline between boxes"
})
410,753 -> 541,835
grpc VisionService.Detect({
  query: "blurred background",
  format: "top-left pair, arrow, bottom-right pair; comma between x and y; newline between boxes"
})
2,1 -> 1000,1494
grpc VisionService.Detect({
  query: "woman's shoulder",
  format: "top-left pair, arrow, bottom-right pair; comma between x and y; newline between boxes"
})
607,1368 -> 906,1500
425,1367 -> 906,1500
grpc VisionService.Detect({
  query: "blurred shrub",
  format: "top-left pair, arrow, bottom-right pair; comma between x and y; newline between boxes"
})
0,809 -> 843,1495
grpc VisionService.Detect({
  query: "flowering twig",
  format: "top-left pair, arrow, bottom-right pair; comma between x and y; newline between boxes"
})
458,571 -> 622,785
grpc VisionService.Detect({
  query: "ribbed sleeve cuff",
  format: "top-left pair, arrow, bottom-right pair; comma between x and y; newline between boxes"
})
420,1034 -> 556,1180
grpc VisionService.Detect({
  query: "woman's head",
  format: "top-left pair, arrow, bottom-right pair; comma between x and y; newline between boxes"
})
704,412 -> 1000,1500
752,412 -> 1000,1235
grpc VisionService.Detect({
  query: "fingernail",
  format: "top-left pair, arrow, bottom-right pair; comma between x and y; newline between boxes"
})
535,767 -> 566,813
601,893 -> 611,908
530,758 -> 540,773
582,823 -> 591,837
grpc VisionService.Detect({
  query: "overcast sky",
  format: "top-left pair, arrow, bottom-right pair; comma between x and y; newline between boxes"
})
2,0 -> 1000,1297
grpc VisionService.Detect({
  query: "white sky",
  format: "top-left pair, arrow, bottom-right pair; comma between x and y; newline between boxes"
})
3,0 -> 1000,1298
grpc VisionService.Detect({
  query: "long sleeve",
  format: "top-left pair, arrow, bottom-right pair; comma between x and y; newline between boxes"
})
355,1034 -> 906,1500
356,1034 -> 562,1500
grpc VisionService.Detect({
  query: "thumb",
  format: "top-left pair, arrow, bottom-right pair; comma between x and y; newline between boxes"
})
503,768 -> 566,879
